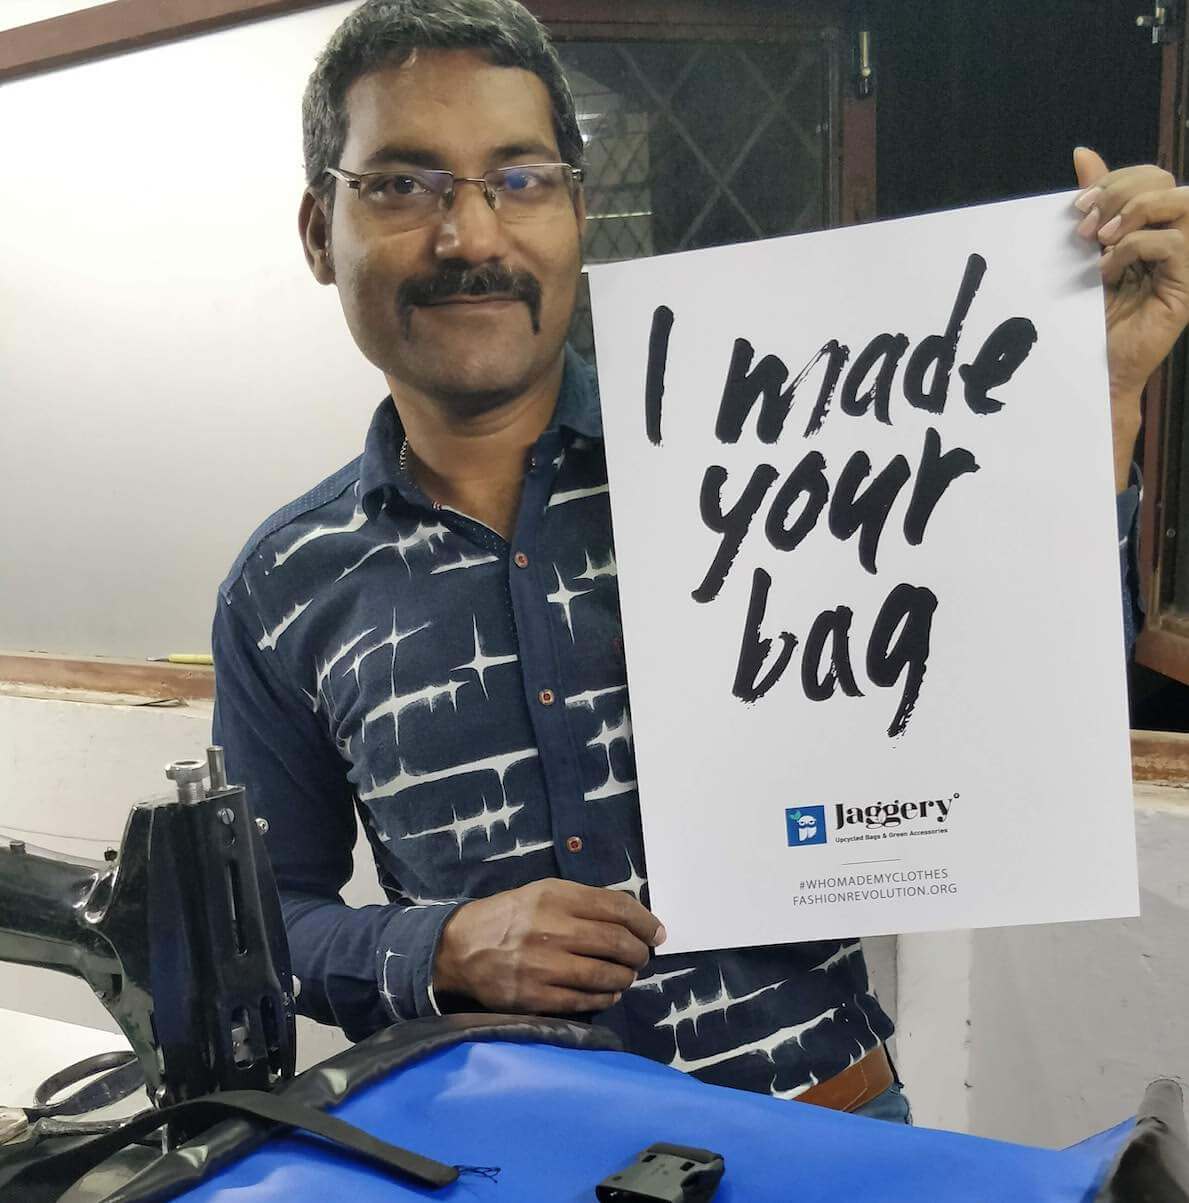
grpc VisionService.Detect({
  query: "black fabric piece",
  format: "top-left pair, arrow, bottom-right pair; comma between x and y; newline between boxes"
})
3,1087 -> 459,1200
1093,1079 -> 1189,1203
30,1050 -> 145,1118
7,1014 -> 618,1203
0,1130 -> 107,1203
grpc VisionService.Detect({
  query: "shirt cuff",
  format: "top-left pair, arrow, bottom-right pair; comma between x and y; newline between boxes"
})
374,900 -> 466,1022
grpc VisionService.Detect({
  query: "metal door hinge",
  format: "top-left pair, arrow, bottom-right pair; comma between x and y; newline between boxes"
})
1137,4 -> 1182,44
855,28 -> 874,98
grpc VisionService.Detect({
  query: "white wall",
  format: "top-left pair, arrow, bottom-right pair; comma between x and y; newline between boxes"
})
1,2 -> 106,32
1,1 -> 378,659
0,693 -> 380,1067
897,784 -> 1189,1146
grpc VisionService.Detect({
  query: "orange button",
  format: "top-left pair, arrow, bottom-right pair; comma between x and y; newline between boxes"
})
513,551 -> 530,568
565,836 -> 583,853
538,688 -> 555,706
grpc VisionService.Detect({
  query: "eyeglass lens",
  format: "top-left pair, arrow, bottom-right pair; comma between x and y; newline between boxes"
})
354,164 -> 575,223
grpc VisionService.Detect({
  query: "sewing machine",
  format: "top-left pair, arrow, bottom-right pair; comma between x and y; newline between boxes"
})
0,748 -> 296,1115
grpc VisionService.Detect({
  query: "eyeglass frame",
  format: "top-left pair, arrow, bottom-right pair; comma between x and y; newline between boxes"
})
323,163 -> 585,217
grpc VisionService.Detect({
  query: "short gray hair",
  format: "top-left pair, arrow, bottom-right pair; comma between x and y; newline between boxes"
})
302,0 -> 583,208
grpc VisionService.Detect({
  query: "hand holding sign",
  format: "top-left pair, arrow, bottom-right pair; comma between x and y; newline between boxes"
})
1073,146 -> 1189,489
434,879 -> 666,1014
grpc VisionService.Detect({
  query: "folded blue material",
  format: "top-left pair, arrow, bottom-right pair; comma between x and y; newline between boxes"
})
177,1039 -> 1132,1202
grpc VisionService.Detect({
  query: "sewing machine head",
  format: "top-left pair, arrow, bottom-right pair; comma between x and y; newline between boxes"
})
0,748 -> 296,1108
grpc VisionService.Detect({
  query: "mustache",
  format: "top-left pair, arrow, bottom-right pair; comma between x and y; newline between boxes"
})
397,263 -> 543,334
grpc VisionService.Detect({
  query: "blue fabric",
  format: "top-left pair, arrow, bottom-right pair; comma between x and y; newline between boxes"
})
175,1040 -> 1130,1202
212,347 -> 894,1095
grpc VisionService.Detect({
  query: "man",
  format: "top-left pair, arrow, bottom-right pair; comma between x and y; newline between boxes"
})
212,0 -> 1189,1124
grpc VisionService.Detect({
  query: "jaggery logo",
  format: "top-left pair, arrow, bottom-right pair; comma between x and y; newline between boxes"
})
834,794 -> 958,834
785,805 -> 828,847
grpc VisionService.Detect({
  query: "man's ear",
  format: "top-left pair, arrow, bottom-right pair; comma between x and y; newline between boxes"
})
299,189 -> 335,284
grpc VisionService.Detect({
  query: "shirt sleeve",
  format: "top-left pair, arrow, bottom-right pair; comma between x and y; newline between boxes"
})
1117,465 -> 1143,655
211,588 -> 464,1041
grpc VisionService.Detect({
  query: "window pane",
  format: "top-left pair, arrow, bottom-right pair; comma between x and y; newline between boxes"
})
559,39 -> 839,362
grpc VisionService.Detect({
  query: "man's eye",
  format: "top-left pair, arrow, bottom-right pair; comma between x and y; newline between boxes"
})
501,168 -> 543,192
369,174 -> 427,199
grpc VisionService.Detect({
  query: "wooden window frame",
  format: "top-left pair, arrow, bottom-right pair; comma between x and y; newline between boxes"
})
0,0 -> 874,225
1135,28 -> 1189,687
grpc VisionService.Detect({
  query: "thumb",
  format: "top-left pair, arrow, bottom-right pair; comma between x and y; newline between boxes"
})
1074,146 -> 1109,190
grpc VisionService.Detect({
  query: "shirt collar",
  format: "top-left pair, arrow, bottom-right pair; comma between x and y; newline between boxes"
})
359,344 -> 602,519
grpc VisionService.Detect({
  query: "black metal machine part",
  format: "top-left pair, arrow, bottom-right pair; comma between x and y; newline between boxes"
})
0,748 -> 296,1114
1093,1079 -> 1189,1203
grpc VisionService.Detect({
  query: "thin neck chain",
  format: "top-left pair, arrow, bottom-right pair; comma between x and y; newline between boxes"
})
399,436 -> 410,476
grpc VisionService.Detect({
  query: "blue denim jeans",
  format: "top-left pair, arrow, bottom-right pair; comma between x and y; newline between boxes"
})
853,1081 -> 913,1124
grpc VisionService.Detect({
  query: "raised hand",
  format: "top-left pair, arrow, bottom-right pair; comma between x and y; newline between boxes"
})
1073,147 -> 1189,489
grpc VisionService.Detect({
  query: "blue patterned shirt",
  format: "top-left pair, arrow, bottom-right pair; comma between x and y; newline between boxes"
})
212,347 -> 1137,1095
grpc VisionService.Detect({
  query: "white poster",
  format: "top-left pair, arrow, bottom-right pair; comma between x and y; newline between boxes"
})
588,193 -> 1139,954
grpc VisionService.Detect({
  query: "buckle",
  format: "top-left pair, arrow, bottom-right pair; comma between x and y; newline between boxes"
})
596,1142 -> 725,1202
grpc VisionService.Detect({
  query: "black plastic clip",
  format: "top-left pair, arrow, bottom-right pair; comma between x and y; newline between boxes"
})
596,1142 -> 725,1202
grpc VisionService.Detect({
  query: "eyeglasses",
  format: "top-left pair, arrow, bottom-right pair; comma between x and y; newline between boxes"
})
324,162 -> 584,227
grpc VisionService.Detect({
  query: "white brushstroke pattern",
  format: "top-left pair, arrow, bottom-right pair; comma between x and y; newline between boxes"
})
548,484 -> 609,508
431,552 -> 499,575
606,852 -> 647,901
546,564 -> 591,640
257,599 -> 311,651
565,685 -> 626,711
453,617 -> 518,699
810,941 -> 861,973
587,710 -> 632,757
575,550 -> 617,582
654,970 -> 786,1036
346,612 -> 429,684
379,948 -> 405,1017
630,967 -> 698,994
315,627 -> 376,700
585,759 -> 637,802
401,797 -> 525,857
668,1007 -> 840,1075
483,837 -> 554,863
360,747 -> 539,803
273,507 -> 366,568
337,521 -> 449,581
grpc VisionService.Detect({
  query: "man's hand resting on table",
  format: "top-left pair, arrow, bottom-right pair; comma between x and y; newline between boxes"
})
432,879 -> 667,1014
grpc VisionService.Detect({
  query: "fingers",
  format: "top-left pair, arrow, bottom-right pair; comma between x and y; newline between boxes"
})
1073,146 -> 1109,190
1096,186 -> 1189,246
551,951 -> 638,996
1075,164 -> 1177,239
532,985 -> 625,1014
566,882 -> 666,947
565,917 -> 652,969
1100,228 -> 1189,287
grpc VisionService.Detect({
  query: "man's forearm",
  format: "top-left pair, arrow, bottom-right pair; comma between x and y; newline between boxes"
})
1113,395 -> 1141,494
281,890 -> 465,1041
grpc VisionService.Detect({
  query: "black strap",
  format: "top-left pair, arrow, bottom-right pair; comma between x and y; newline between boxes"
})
5,1088 -> 459,1197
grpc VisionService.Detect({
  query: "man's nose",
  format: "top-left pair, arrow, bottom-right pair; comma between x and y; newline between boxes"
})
433,181 -> 509,263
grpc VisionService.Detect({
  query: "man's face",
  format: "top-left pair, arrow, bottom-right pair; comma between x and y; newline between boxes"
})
306,49 -> 584,415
